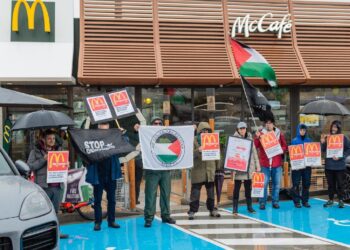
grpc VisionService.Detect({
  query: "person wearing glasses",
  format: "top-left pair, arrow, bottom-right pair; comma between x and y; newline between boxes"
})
254,117 -> 287,210
144,117 -> 176,228
232,122 -> 260,215
188,122 -> 221,220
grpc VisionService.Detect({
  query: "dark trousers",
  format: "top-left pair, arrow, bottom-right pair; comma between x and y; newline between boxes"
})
189,182 -> 215,212
93,180 -> 116,224
291,167 -> 311,204
135,158 -> 143,202
233,179 -> 252,200
325,169 -> 346,200
43,186 -> 62,213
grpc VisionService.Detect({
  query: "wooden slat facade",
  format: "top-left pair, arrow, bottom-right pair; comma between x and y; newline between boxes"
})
78,0 -> 350,86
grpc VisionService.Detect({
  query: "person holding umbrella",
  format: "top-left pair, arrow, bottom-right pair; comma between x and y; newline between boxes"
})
232,122 -> 260,215
27,129 -> 69,239
187,122 -> 221,220
321,120 -> 350,208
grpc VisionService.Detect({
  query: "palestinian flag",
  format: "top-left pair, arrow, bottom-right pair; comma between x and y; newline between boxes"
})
230,39 -> 277,87
154,133 -> 181,164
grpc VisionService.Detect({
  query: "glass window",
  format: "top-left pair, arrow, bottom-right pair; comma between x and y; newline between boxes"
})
0,151 -> 14,176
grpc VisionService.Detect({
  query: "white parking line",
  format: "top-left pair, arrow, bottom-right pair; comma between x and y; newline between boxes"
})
216,237 -> 331,246
191,227 -> 289,235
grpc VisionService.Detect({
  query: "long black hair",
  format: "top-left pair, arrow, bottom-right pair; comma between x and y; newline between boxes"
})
330,120 -> 342,134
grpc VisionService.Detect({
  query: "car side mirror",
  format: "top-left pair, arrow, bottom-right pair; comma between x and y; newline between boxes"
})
15,160 -> 30,177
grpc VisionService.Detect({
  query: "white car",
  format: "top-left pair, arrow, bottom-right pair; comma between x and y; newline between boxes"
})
0,148 -> 59,250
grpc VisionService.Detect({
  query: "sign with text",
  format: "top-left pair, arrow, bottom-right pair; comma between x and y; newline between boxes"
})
85,95 -> 113,124
107,89 -> 136,119
231,13 -> 292,39
251,172 -> 265,198
260,131 -> 283,159
304,142 -> 321,166
327,134 -> 344,158
201,133 -> 220,161
289,144 -> 305,170
47,151 -> 69,183
224,136 -> 252,172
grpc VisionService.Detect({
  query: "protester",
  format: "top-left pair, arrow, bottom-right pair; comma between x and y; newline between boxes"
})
187,122 -> 221,220
85,122 -> 122,231
27,129 -> 69,239
232,122 -> 260,215
255,117 -> 287,210
132,122 -> 143,204
291,124 -> 312,208
144,117 -> 176,228
321,120 -> 350,208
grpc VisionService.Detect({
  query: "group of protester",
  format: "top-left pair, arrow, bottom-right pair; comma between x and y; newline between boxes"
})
26,115 -> 350,235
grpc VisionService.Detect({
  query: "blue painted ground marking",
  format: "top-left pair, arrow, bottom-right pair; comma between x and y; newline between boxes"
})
60,216 -> 224,250
226,198 -> 350,246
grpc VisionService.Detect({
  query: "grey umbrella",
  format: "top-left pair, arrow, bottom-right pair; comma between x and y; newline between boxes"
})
299,99 -> 350,116
12,110 -> 75,131
0,87 -> 65,108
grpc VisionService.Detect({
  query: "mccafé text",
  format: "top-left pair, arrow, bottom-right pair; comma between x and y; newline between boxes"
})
231,13 -> 292,39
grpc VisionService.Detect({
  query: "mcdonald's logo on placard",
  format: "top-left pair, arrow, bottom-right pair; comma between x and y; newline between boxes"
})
289,144 -> 304,161
11,0 -> 55,42
88,96 -> 108,112
252,172 -> 264,188
328,134 -> 343,147
260,131 -> 278,147
48,151 -> 68,171
304,142 -> 321,157
109,91 -> 129,107
202,133 -> 219,150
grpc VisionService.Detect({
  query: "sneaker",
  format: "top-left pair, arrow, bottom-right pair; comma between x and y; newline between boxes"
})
108,222 -> 120,228
303,202 -> 311,208
60,233 -> 69,239
144,221 -> 152,228
93,223 -> 101,231
294,203 -> 302,208
162,217 -> 176,224
259,204 -> 266,210
272,203 -> 280,209
209,209 -> 221,218
338,200 -> 345,208
323,200 -> 334,208
188,211 -> 195,220
247,207 -> 256,214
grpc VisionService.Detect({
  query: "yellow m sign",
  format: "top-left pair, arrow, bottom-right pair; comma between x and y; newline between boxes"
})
12,0 -> 51,33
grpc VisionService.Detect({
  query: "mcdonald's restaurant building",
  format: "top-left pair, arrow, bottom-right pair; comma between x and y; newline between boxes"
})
1,0 -> 350,180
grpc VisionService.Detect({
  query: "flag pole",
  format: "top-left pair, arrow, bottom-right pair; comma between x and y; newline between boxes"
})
239,76 -> 257,128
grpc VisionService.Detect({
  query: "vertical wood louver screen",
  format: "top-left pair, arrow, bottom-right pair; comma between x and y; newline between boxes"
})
227,0 -> 306,85
158,0 -> 234,85
79,0 -> 157,85
293,0 -> 350,85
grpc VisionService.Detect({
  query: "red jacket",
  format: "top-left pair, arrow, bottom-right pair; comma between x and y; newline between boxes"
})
254,128 -> 287,168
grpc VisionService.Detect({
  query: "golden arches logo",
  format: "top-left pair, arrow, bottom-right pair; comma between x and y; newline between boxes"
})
290,145 -> 303,156
260,132 -> 276,146
12,0 -> 51,33
328,135 -> 342,145
89,97 -> 107,111
48,152 -> 66,169
202,134 -> 218,148
110,92 -> 128,105
304,143 -> 320,155
3,125 -> 11,144
252,173 -> 264,183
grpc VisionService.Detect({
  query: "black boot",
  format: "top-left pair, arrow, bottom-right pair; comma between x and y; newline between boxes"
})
232,199 -> 239,215
247,198 -> 256,214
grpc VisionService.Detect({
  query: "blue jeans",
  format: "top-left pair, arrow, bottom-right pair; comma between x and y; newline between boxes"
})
259,166 -> 282,205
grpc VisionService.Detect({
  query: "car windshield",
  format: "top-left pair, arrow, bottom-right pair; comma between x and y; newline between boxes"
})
0,151 -> 14,176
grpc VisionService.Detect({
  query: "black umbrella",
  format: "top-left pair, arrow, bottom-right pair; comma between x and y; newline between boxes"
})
300,100 -> 350,116
0,87 -> 66,108
12,110 -> 75,131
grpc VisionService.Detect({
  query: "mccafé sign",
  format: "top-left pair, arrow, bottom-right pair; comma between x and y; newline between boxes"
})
231,13 -> 292,39
11,0 -> 55,42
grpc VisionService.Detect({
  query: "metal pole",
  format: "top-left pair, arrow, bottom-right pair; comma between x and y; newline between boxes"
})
240,77 -> 257,128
